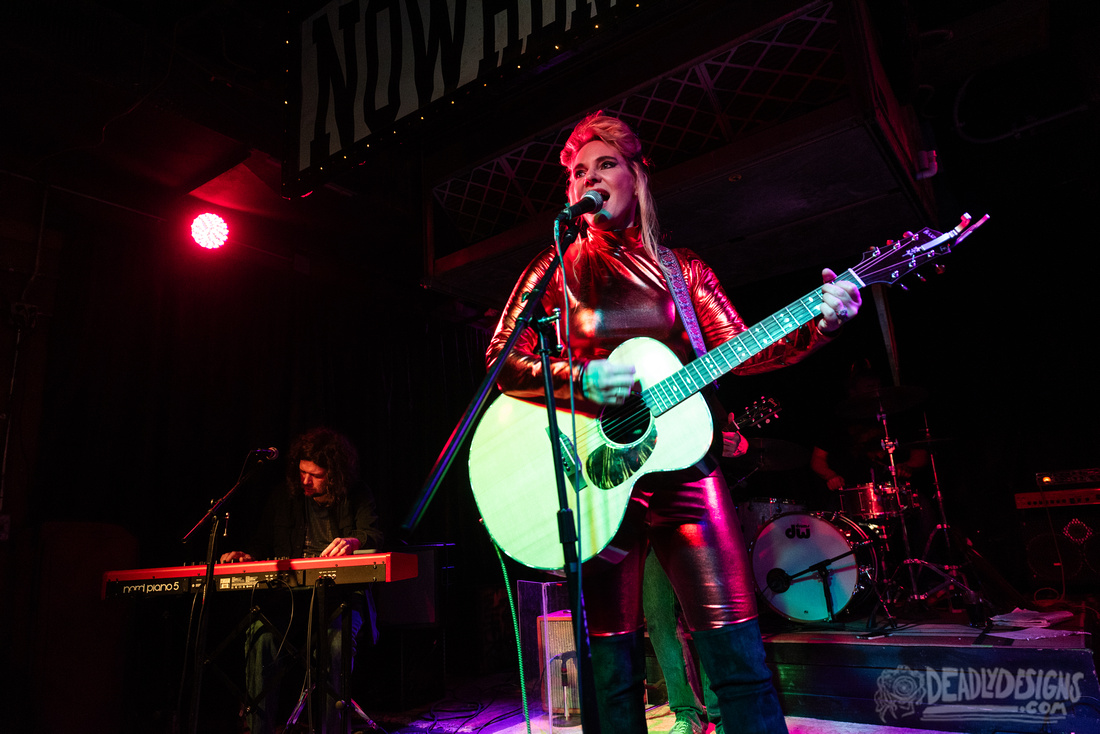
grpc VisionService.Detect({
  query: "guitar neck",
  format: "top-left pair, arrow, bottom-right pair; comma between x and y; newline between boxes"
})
641,216 -> 984,417
643,269 -> 863,416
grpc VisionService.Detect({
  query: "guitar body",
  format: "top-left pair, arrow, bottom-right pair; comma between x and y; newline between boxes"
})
469,337 -> 713,571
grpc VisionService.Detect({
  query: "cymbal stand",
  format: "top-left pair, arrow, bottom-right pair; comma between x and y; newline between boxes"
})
887,412 -> 989,626
876,405 -> 919,597
917,414 -> 956,566
728,461 -> 761,488
909,414 -> 988,625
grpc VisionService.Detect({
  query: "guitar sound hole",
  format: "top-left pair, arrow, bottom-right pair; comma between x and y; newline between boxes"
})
600,393 -> 651,445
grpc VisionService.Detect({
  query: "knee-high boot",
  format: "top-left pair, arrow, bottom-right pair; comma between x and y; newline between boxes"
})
692,619 -> 788,734
588,630 -> 647,734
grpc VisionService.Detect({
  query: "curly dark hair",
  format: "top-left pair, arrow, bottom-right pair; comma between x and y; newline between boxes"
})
285,427 -> 359,501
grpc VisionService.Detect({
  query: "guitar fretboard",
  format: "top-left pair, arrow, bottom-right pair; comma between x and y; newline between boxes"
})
643,270 -> 863,416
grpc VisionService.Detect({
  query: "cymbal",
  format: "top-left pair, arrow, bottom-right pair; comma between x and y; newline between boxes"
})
837,386 -> 928,419
737,438 -> 810,471
900,435 -> 956,448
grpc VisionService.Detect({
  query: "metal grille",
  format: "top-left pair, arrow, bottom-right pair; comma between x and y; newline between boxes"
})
432,3 -> 848,247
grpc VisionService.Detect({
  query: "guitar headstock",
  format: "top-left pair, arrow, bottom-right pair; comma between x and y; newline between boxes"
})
851,213 -> 989,288
737,397 -> 781,430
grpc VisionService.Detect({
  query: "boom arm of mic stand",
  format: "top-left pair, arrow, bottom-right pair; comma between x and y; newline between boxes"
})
402,221 -> 581,532
401,220 -> 601,731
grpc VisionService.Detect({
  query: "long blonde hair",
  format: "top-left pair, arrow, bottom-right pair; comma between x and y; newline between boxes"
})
559,112 -> 661,259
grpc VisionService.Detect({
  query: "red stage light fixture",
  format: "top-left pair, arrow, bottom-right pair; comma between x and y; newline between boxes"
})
191,213 -> 229,249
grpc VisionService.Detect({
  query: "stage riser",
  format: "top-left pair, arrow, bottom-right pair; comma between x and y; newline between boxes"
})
767,640 -> 1100,734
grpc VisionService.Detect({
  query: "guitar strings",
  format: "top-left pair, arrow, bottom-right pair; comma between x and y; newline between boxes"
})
554,282 -> 839,457
561,395 -> 654,450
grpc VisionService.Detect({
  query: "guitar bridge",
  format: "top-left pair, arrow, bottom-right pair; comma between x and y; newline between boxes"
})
547,427 -> 588,491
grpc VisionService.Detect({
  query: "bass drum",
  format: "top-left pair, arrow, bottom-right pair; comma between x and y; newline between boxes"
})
751,512 -> 877,622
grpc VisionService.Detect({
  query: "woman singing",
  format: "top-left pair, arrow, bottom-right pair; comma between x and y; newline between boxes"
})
487,112 -> 861,734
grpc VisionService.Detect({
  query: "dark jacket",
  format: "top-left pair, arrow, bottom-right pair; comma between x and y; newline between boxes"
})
246,486 -> 384,560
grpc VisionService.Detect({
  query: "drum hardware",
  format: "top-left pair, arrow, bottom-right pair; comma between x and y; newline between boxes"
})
916,415 -> 957,569
763,539 -> 877,622
902,558 -> 987,627
869,405 -> 990,626
911,413 -> 990,626
751,512 -> 881,623
866,397 -> 921,596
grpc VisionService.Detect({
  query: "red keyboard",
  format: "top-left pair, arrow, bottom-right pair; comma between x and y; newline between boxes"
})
102,552 -> 417,599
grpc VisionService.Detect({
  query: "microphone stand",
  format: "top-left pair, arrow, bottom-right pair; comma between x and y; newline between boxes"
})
179,458 -> 267,734
402,216 -> 600,732
769,541 -> 876,623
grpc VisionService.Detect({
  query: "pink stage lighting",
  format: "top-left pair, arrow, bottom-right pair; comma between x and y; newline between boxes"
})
191,213 -> 229,249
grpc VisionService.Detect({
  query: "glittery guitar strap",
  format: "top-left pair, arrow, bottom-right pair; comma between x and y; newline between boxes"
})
657,245 -> 718,389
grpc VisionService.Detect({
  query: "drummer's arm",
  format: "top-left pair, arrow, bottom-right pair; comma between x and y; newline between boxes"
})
811,446 -> 845,491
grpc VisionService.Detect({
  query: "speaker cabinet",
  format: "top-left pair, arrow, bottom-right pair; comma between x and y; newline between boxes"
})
537,611 -> 580,717
1018,504 -> 1100,588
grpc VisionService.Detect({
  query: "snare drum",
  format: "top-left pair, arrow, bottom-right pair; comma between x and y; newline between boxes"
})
838,483 -> 911,519
737,498 -> 805,547
750,512 -> 877,622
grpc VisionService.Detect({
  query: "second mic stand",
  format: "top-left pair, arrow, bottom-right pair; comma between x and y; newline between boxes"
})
180,458 -> 269,734
770,539 -> 898,631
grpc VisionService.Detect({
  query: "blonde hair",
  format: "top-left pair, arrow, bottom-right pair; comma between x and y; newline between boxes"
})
559,112 -> 661,259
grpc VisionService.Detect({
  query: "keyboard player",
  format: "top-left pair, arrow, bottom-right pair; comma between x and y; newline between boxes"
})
218,427 -> 384,734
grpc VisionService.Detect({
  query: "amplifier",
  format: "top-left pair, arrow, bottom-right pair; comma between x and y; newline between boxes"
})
1017,501 -> 1100,588
1015,487 -> 1100,510
537,611 -> 580,719
1036,468 -> 1100,487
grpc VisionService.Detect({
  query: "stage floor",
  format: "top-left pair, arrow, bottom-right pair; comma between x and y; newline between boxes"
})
368,609 -> 1099,734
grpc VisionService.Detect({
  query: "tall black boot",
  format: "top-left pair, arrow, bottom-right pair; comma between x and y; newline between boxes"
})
588,630 -> 647,734
692,619 -> 789,734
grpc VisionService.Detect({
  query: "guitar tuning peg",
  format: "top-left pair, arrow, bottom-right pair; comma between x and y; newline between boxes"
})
916,273 -> 927,282
935,264 -> 946,275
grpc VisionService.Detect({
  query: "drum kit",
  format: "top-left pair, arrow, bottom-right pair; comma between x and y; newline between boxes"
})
733,386 -> 987,628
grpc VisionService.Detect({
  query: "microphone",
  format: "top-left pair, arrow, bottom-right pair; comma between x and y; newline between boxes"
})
252,447 -> 279,460
557,190 -> 605,220
766,568 -> 792,594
